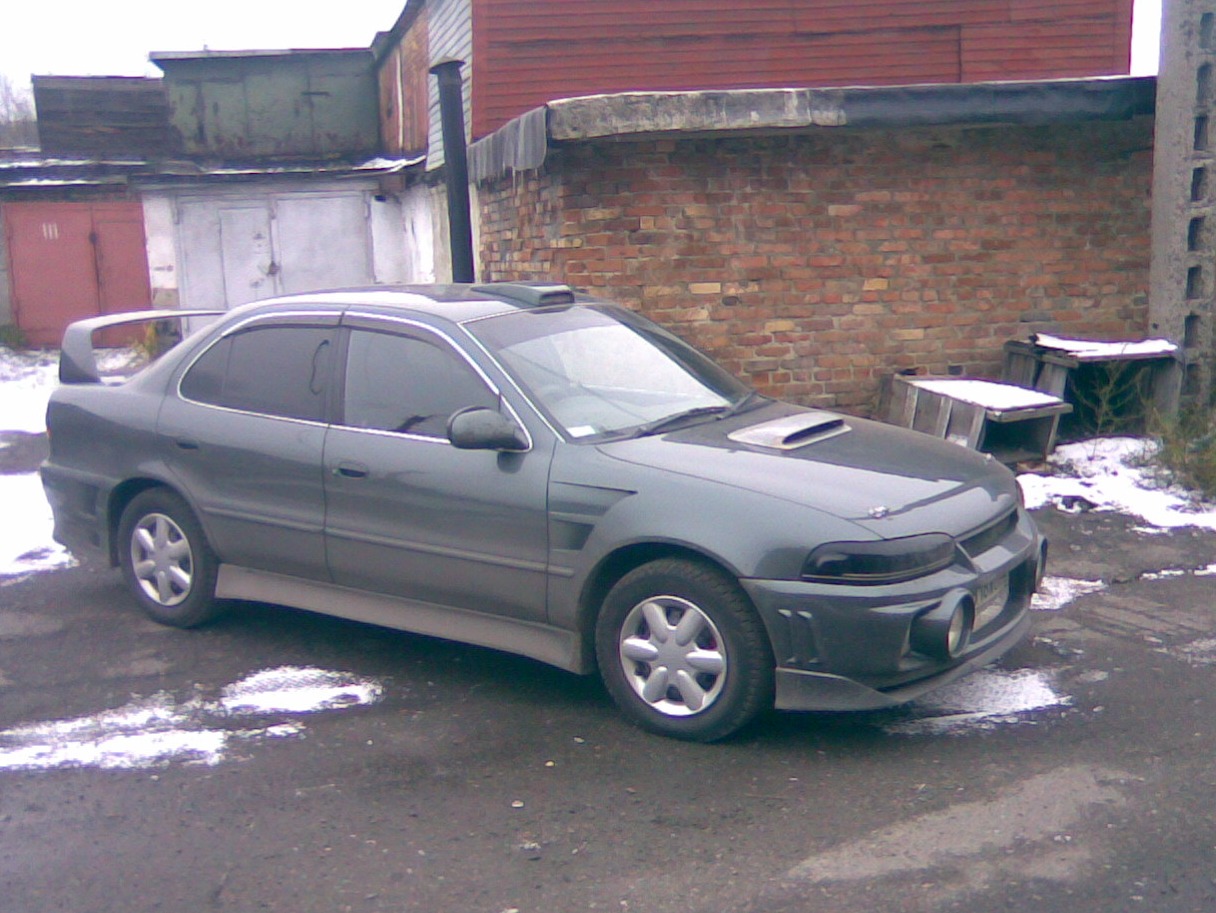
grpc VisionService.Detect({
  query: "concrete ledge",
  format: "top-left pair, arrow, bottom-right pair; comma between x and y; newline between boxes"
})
469,76 -> 1156,183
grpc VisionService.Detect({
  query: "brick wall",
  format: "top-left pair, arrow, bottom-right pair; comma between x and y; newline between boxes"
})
478,118 -> 1153,415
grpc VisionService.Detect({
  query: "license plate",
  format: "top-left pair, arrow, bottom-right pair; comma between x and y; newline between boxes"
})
974,576 -> 1009,630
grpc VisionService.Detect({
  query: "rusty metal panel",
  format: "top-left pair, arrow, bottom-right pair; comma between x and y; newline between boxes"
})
377,8 -> 431,157
156,51 -> 380,159
3,201 -> 151,347
32,76 -> 177,158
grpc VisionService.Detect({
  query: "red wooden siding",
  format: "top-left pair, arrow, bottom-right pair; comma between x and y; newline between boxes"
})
477,29 -> 962,133
471,0 -> 1134,138
963,18 -> 1128,81
792,0 -> 1011,33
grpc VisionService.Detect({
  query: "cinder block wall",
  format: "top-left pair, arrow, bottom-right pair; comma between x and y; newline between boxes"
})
479,119 -> 1153,415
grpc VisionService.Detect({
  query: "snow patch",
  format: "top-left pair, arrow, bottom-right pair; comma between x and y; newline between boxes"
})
1161,638 -> 1216,666
0,666 -> 384,772
884,669 -> 1070,736
218,666 -> 384,715
1018,437 -> 1216,531
1031,334 -> 1177,361
903,378 -> 1064,411
0,348 -> 58,434
1032,576 -> 1106,611
0,474 -> 76,576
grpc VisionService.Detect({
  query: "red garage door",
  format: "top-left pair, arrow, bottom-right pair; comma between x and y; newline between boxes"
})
3,201 -> 152,347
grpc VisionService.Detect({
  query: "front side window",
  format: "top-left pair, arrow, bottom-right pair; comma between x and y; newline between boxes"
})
180,325 -> 333,422
342,329 -> 498,438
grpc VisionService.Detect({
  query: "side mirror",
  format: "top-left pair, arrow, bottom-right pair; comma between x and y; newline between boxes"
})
447,407 -> 529,452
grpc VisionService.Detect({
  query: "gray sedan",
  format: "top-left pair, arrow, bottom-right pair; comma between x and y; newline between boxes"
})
42,283 -> 1046,741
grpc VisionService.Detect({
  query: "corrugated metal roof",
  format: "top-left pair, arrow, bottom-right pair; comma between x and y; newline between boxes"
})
0,155 -> 422,191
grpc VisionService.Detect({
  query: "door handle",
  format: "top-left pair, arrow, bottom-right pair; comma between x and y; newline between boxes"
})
333,462 -> 369,479
175,439 -> 200,450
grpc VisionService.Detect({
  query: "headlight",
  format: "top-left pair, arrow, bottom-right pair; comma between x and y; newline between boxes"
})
802,533 -> 957,585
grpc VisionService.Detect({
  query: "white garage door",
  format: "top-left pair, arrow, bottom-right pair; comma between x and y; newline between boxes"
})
177,189 -> 375,310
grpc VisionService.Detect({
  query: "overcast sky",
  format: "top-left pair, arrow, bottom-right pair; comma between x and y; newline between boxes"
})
3,0 -> 1162,92
3,1 -> 407,88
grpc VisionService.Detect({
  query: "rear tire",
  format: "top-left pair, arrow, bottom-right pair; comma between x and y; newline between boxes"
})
117,489 -> 221,628
595,558 -> 773,741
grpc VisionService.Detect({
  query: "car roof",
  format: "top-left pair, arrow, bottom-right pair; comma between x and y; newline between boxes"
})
245,283 -> 590,325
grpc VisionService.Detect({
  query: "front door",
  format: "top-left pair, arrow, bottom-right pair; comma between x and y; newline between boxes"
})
323,323 -> 552,622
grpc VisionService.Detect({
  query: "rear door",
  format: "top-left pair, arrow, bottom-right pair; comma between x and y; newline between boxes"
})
159,316 -> 338,580
323,318 -> 552,622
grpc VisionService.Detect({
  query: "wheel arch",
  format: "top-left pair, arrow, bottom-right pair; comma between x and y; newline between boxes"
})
576,541 -> 747,662
106,478 -> 197,566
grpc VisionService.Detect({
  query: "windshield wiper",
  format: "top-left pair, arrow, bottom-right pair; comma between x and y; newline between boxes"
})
721,390 -> 768,418
630,405 -> 731,438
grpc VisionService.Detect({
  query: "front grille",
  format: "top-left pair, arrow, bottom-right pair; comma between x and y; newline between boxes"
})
959,510 -> 1017,560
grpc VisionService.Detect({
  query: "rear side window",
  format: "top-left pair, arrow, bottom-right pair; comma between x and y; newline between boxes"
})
181,325 -> 334,422
342,329 -> 497,437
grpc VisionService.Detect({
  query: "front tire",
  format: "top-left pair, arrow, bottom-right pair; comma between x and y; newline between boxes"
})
595,558 -> 774,741
117,489 -> 221,628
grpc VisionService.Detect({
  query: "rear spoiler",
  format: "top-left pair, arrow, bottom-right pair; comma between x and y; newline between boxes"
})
60,309 -> 225,384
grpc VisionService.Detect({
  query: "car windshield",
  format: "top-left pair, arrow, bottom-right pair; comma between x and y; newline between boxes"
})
466,304 -> 752,440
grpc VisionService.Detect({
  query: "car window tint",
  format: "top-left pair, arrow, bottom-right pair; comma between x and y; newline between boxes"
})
181,326 -> 333,422
180,336 -> 231,405
343,329 -> 497,437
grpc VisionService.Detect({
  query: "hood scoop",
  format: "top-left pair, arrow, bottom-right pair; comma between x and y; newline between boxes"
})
728,411 -> 850,450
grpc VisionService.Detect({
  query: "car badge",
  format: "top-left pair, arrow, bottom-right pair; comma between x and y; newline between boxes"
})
869,506 -> 890,519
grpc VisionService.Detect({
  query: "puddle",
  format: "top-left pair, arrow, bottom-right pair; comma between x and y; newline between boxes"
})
0,666 -> 383,772
883,669 -> 1071,736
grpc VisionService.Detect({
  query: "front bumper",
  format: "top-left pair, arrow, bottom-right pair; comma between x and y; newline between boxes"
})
769,610 -> 1032,711
741,517 -> 1045,712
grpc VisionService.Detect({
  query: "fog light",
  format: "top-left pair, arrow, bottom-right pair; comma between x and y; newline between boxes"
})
911,590 -> 974,661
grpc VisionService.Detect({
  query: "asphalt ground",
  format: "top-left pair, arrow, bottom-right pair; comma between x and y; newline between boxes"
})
2,438 -> 1215,913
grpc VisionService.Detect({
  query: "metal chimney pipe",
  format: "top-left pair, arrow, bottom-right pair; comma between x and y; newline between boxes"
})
430,59 -> 476,283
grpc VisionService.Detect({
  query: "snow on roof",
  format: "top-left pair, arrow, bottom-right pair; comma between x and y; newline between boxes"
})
905,378 -> 1065,411
1032,333 -> 1178,361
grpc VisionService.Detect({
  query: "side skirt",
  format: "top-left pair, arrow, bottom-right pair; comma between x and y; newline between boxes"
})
215,565 -> 587,674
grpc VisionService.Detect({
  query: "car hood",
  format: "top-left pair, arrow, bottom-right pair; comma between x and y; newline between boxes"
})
597,404 -> 1017,539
